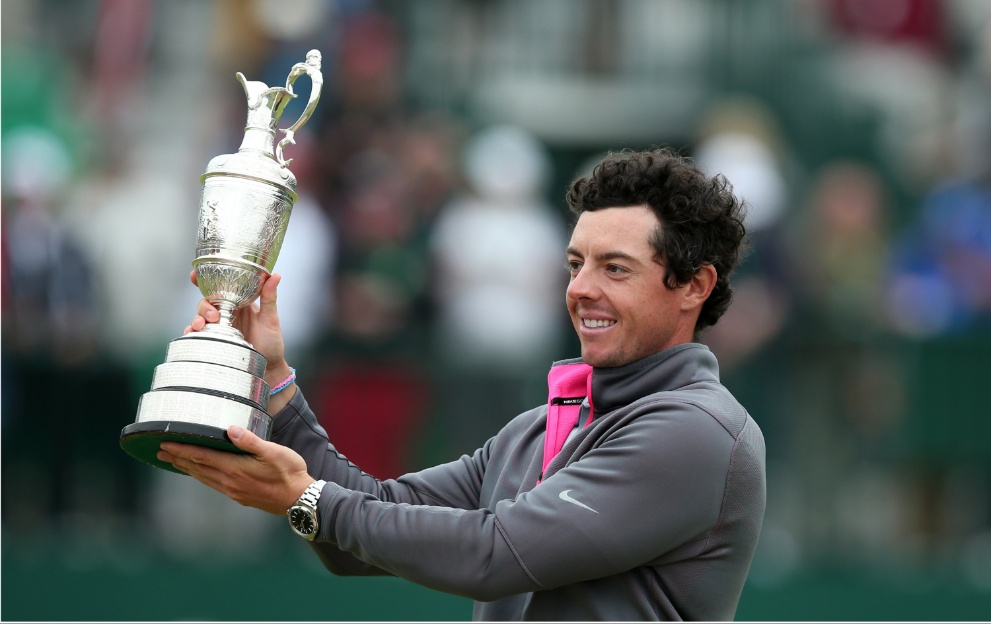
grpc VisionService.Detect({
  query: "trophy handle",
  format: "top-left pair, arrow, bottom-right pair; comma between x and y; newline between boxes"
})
276,50 -> 324,168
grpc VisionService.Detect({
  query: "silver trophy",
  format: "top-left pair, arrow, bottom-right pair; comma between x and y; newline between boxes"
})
120,51 -> 323,473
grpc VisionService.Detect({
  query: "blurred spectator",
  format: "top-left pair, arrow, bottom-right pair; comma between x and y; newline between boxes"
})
827,0 -> 948,56
308,143 -> 437,479
431,125 -> 568,370
0,126 -> 113,527
1,127 -> 96,362
64,136 -> 196,367
695,97 -> 795,370
795,161 -> 906,440
428,124 -> 569,454
798,161 -> 893,336
886,178 -> 991,336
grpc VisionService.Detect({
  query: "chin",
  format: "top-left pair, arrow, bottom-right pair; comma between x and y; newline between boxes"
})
581,350 -> 620,368
583,343 -> 652,368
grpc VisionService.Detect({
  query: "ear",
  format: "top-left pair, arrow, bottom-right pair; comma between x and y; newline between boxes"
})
680,263 -> 717,312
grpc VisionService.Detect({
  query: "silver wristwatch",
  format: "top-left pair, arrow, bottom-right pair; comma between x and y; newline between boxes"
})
287,479 -> 327,541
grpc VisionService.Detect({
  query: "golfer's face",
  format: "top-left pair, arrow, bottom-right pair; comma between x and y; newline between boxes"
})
565,206 -> 690,367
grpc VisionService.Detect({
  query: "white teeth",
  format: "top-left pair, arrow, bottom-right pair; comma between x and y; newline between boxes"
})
582,318 -> 616,328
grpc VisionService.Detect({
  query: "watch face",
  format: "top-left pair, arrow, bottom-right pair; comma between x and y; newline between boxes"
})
290,507 -> 316,535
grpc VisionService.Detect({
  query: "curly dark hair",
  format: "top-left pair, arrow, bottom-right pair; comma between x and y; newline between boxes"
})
566,147 -> 747,333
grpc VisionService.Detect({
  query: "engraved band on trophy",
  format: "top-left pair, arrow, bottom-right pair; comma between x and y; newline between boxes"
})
120,50 -> 323,473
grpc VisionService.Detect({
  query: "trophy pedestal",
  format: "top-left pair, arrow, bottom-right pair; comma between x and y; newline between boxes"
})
119,332 -> 272,473
120,421 -> 247,474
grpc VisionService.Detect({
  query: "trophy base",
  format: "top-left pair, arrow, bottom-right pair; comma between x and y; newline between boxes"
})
119,421 -> 248,474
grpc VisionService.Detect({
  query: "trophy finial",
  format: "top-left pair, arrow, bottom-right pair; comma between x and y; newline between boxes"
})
305,48 -> 322,70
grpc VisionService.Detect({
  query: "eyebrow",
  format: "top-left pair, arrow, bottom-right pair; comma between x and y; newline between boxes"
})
566,247 -> 644,266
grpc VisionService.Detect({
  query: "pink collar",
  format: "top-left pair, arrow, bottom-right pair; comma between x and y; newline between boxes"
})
539,362 -> 593,483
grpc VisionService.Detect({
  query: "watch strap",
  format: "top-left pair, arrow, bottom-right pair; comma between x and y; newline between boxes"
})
298,479 -> 326,509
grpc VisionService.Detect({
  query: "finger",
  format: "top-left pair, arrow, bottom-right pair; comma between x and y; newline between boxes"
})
157,449 -> 200,479
173,459 -> 228,493
189,269 -> 199,287
157,449 -> 179,465
258,273 -> 282,322
190,315 -> 206,332
159,441 -> 228,467
197,298 -> 221,323
159,445 -> 239,486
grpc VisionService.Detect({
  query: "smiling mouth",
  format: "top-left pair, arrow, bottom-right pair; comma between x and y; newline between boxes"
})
582,318 -> 617,329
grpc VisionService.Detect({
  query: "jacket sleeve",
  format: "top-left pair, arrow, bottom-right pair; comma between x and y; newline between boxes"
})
311,399 -> 737,601
270,388 -> 492,575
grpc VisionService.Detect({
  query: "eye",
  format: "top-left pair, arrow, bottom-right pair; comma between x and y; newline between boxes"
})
606,264 -> 629,276
566,260 -> 582,273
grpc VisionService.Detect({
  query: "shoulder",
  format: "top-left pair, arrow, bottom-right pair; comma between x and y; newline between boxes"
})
588,384 -> 757,477
637,381 -> 752,440
615,388 -> 766,489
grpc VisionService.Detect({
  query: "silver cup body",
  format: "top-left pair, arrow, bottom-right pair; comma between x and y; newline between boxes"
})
193,171 -> 296,313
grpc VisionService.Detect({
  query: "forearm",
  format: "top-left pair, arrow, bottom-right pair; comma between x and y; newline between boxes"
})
271,387 -> 492,579
317,482 -> 538,601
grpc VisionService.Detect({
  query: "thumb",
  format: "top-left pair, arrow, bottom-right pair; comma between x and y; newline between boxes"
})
258,273 -> 282,322
227,425 -> 264,454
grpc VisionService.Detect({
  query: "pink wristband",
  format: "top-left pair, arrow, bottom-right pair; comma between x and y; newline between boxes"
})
269,367 -> 297,396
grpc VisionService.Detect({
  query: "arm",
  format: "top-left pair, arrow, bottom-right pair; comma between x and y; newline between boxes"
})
271,386 -> 493,577
310,400 -> 736,601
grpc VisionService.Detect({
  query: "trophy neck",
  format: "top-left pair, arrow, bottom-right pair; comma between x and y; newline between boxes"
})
200,311 -> 248,344
239,127 -> 278,158
238,86 -> 294,159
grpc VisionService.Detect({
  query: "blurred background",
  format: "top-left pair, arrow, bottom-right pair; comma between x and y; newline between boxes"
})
3,0 -> 991,620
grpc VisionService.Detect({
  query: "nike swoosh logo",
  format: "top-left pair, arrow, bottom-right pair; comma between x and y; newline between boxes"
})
559,489 -> 598,514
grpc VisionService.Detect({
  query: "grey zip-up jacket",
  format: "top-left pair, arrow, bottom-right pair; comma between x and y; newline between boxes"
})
271,343 -> 766,620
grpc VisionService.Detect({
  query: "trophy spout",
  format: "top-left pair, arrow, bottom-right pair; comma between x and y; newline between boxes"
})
236,73 -> 296,158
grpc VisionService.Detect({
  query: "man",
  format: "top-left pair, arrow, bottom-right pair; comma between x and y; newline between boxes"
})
159,147 -> 766,621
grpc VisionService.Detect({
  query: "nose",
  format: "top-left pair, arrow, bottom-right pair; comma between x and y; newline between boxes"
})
566,265 -> 599,302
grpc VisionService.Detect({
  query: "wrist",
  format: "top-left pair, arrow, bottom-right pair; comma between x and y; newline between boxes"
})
266,363 -> 297,414
265,361 -> 294,389
285,475 -> 317,513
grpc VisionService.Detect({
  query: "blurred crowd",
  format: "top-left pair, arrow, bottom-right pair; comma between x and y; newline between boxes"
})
2,0 -> 991,592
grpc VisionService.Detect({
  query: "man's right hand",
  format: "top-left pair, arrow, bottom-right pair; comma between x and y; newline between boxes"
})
185,270 -> 297,411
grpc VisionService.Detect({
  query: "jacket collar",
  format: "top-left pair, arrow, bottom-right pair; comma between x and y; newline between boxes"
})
552,343 -> 720,419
